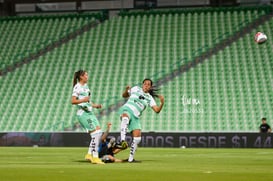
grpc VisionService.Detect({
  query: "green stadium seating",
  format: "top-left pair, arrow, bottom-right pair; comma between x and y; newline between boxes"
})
0,6 -> 272,132
0,14 -> 99,72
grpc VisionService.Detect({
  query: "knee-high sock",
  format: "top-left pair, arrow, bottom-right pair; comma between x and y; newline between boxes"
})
88,130 -> 102,158
128,137 -> 141,162
120,117 -> 129,141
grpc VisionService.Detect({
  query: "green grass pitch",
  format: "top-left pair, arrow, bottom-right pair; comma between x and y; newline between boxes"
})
0,147 -> 273,181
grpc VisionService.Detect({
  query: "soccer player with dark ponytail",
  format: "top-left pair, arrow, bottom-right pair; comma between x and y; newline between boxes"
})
71,70 -> 104,164
118,78 -> 164,162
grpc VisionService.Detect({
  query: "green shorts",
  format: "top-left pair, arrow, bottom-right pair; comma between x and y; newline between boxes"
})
77,111 -> 100,132
118,106 -> 141,132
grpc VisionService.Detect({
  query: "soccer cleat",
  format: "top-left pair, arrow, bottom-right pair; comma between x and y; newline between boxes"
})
85,154 -> 93,162
128,159 -> 141,163
115,140 -> 128,150
121,141 -> 128,149
122,158 -> 141,163
92,157 -> 105,164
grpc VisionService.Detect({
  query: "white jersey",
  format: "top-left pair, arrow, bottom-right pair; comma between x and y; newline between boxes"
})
123,86 -> 156,118
72,83 -> 92,115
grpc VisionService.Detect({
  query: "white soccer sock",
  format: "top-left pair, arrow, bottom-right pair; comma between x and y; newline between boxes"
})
120,116 -> 129,141
88,130 -> 102,158
128,137 -> 141,162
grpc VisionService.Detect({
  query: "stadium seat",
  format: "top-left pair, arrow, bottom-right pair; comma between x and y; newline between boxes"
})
0,6 -> 272,132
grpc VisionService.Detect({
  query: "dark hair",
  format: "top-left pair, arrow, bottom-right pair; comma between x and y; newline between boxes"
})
73,70 -> 86,87
262,118 -> 267,121
143,78 -> 159,98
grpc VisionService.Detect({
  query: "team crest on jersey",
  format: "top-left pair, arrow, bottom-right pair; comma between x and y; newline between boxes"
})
137,94 -> 151,106
82,88 -> 90,95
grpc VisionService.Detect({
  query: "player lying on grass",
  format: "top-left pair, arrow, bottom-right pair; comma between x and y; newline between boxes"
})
98,123 -> 128,163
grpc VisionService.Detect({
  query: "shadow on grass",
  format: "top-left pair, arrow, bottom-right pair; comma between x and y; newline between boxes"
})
73,159 -> 159,164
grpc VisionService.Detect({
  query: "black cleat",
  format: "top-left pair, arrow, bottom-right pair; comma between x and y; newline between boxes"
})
115,140 -> 128,150
122,159 -> 141,163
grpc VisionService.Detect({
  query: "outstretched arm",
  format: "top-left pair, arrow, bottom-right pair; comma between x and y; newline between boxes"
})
101,123 -> 112,141
122,86 -> 131,98
152,95 -> 164,113
91,102 -> 102,109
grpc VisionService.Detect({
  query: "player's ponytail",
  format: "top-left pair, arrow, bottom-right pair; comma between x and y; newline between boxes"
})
143,78 -> 160,98
73,70 -> 86,87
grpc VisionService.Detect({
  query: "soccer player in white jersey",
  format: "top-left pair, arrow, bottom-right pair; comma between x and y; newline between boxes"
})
71,70 -> 104,164
119,78 -> 164,162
